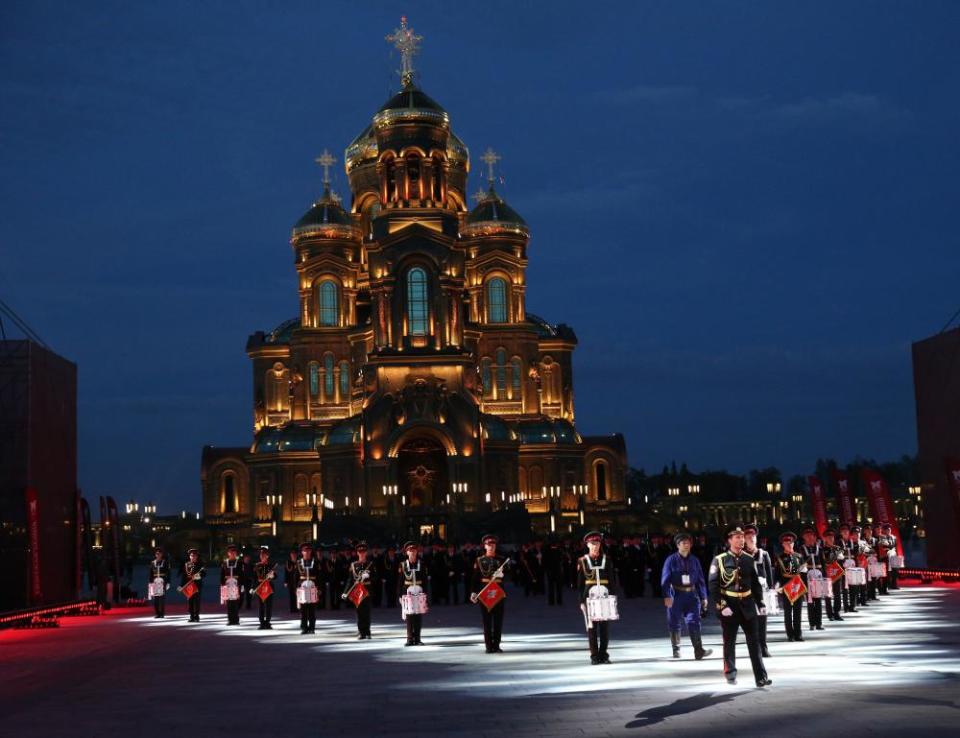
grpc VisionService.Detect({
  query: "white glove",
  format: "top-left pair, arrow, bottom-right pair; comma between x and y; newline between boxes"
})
165,583 -> 170,591
268,572 -> 275,580
361,571 -> 370,581
758,607 -> 767,616
193,574 -> 201,581
341,593 -> 347,600
470,593 -> 479,604
720,607 -> 733,617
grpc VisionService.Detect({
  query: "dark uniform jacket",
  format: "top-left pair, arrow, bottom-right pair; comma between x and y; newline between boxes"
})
397,559 -> 425,597
774,552 -> 807,587
296,558 -> 321,588
577,553 -> 614,603
180,561 -> 205,588
471,555 -> 507,595
220,558 -> 242,586
148,557 -> 170,585
253,561 -> 276,593
708,550 -> 764,618
343,559 -> 377,597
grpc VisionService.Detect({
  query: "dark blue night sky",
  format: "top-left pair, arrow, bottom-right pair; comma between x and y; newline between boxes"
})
2,1 -> 957,511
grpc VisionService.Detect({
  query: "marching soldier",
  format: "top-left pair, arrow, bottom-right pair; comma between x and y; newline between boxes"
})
342,541 -> 376,639
838,524 -> 858,613
798,527 -> 825,631
708,526 -> 771,687
399,541 -> 426,646
878,523 -> 900,590
148,547 -> 170,618
774,532 -> 807,641
661,532 -> 712,660
253,545 -> 277,630
743,524 -> 774,657
296,542 -> 321,634
470,534 -> 508,653
221,543 -> 243,625
849,526 -> 869,607
180,548 -> 205,622
861,523 -> 881,599
578,531 -> 615,665
820,528 -> 845,621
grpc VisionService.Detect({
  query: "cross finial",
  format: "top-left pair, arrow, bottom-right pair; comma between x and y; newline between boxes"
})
315,149 -> 336,187
471,188 -> 487,204
386,16 -> 423,89
480,147 -> 501,186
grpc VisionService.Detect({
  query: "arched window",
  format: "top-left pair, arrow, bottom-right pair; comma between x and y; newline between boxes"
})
495,348 -> 507,394
432,156 -> 443,200
222,472 -> 237,513
323,354 -> 335,399
339,360 -> 350,399
595,461 -> 608,501
317,280 -> 338,327
386,158 -> 397,201
481,358 -> 492,397
406,154 -> 420,199
487,278 -> 508,323
511,357 -> 522,397
407,267 -> 429,336
309,362 -> 319,397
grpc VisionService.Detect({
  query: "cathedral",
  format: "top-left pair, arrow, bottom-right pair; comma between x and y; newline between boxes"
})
201,19 -> 627,543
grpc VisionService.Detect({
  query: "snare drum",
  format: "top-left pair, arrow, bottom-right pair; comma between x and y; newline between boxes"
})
297,580 -> 318,606
400,592 -> 429,616
763,588 -> 782,615
149,578 -> 166,599
868,562 -> 886,578
845,567 -> 866,586
808,577 -> 832,599
586,594 -> 619,621
888,554 -> 904,569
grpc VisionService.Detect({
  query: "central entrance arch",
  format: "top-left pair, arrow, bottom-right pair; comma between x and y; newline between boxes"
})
397,436 -> 448,508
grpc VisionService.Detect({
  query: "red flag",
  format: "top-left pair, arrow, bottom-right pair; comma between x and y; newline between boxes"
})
181,581 -> 198,599
807,476 -> 829,536
860,469 -> 904,556
254,580 -> 273,600
825,560 -> 844,583
782,575 -> 807,605
478,581 -> 506,611
831,470 -> 857,527
347,583 -> 369,608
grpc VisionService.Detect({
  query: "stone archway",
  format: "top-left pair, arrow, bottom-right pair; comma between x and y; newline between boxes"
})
397,436 -> 449,509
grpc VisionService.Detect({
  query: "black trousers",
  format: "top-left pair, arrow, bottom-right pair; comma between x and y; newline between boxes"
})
719,607 -> 766,681
153,594 -> 165,617
300,603 -> 316,631
587,620 -> 609,658
857,584 -> 868,606
780,595 -> 803,639
406,614 -> 423,643
546,575 -> 563,605
226,599 -> 240,624
356,599 -> 371,636
807,597 -> 823,628
867,579 -> 878,600
243,586 -> 253,609
878,575 -> 888,595
889,568 -> 899,589
480,602 -> 504,650
287,584 -> 297,613
827,580 -> 841,618
258,595 -> 272,626
188,593 -> 201,620
842,583 -> 857,612
757,614 -> 768,648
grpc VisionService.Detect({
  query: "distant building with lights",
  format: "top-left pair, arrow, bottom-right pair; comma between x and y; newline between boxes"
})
200,20 -> 626,545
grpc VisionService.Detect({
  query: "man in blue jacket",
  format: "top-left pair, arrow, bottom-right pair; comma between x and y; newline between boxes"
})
662,532 -> 713,660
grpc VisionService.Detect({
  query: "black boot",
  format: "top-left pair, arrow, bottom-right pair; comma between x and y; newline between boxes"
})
690,631 -> 712,660
670,630 -> 681,658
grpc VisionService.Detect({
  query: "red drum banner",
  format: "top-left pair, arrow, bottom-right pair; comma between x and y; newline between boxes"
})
831,470 -> 856,527
26,486 -> 42,603
807,476 -> 829,536
860,469 -> 904,556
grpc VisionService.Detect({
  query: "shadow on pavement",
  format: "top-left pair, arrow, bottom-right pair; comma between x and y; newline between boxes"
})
625,691 -> 745,728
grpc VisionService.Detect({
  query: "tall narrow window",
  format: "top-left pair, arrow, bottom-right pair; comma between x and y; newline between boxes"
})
496,348 -> 507,393
309,363 -> 319,397
223,473 -> 237,513
339,361 -> 350,399
487,278 -> 508,323
511,357 -> 522,397
407,154 -> 420,199
432,157 -> 443,200
324,354 -> 335,399
481,358 -> 492,397
318,280 -> 338,327
407,267 -> 429,336
595,462 -> 608,501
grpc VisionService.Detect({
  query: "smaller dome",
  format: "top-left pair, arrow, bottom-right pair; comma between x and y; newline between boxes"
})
463,186 -> 529,238
516,417 -> 582,445
266,317 -> 300,345
291,185 -> 358,241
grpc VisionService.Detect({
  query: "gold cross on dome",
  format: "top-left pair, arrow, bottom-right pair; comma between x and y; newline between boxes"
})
386,16 -> 423,88
471,188 -> 487,204
315,149 -> 336,186
480,147 -> 501,185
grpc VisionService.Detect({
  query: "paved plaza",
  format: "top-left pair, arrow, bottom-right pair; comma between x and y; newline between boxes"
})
2,584 -> 959,737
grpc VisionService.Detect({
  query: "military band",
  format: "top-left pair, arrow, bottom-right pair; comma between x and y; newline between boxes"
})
798,527 -> 824,631
399,541 -> 426,646
820,528 -> 845,622
774,532 -> 807,642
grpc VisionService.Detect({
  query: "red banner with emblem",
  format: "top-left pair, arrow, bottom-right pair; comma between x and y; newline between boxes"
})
807,476 -> 829,536
825,559 -> 844,583
860,469 -> 904,555
180,581 -> 198,599
831,470 -> 857,527
347,583 -> 368,608
26,486 -> 42,603
254,580 -> 274,601
781,575 -> 807,605
478,581 -> 506,611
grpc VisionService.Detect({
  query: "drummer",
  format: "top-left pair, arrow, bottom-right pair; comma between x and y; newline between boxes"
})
878,523 -> 900,590
470,534 -> 508,653
774,532 -> 807,642
743,524 -> 774,658
661,532 -> 712,660
296,542 -> 320,635
399,541 -> 426,646
148,546 -> 170,619
220,543 -> 242,626
820,529 -> 845,622
837,524 -> 858,613
798,526 -> 825,631
578,530 -> 615,665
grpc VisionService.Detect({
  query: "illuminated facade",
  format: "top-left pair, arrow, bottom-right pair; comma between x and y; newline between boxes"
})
201,20 -> 626,539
